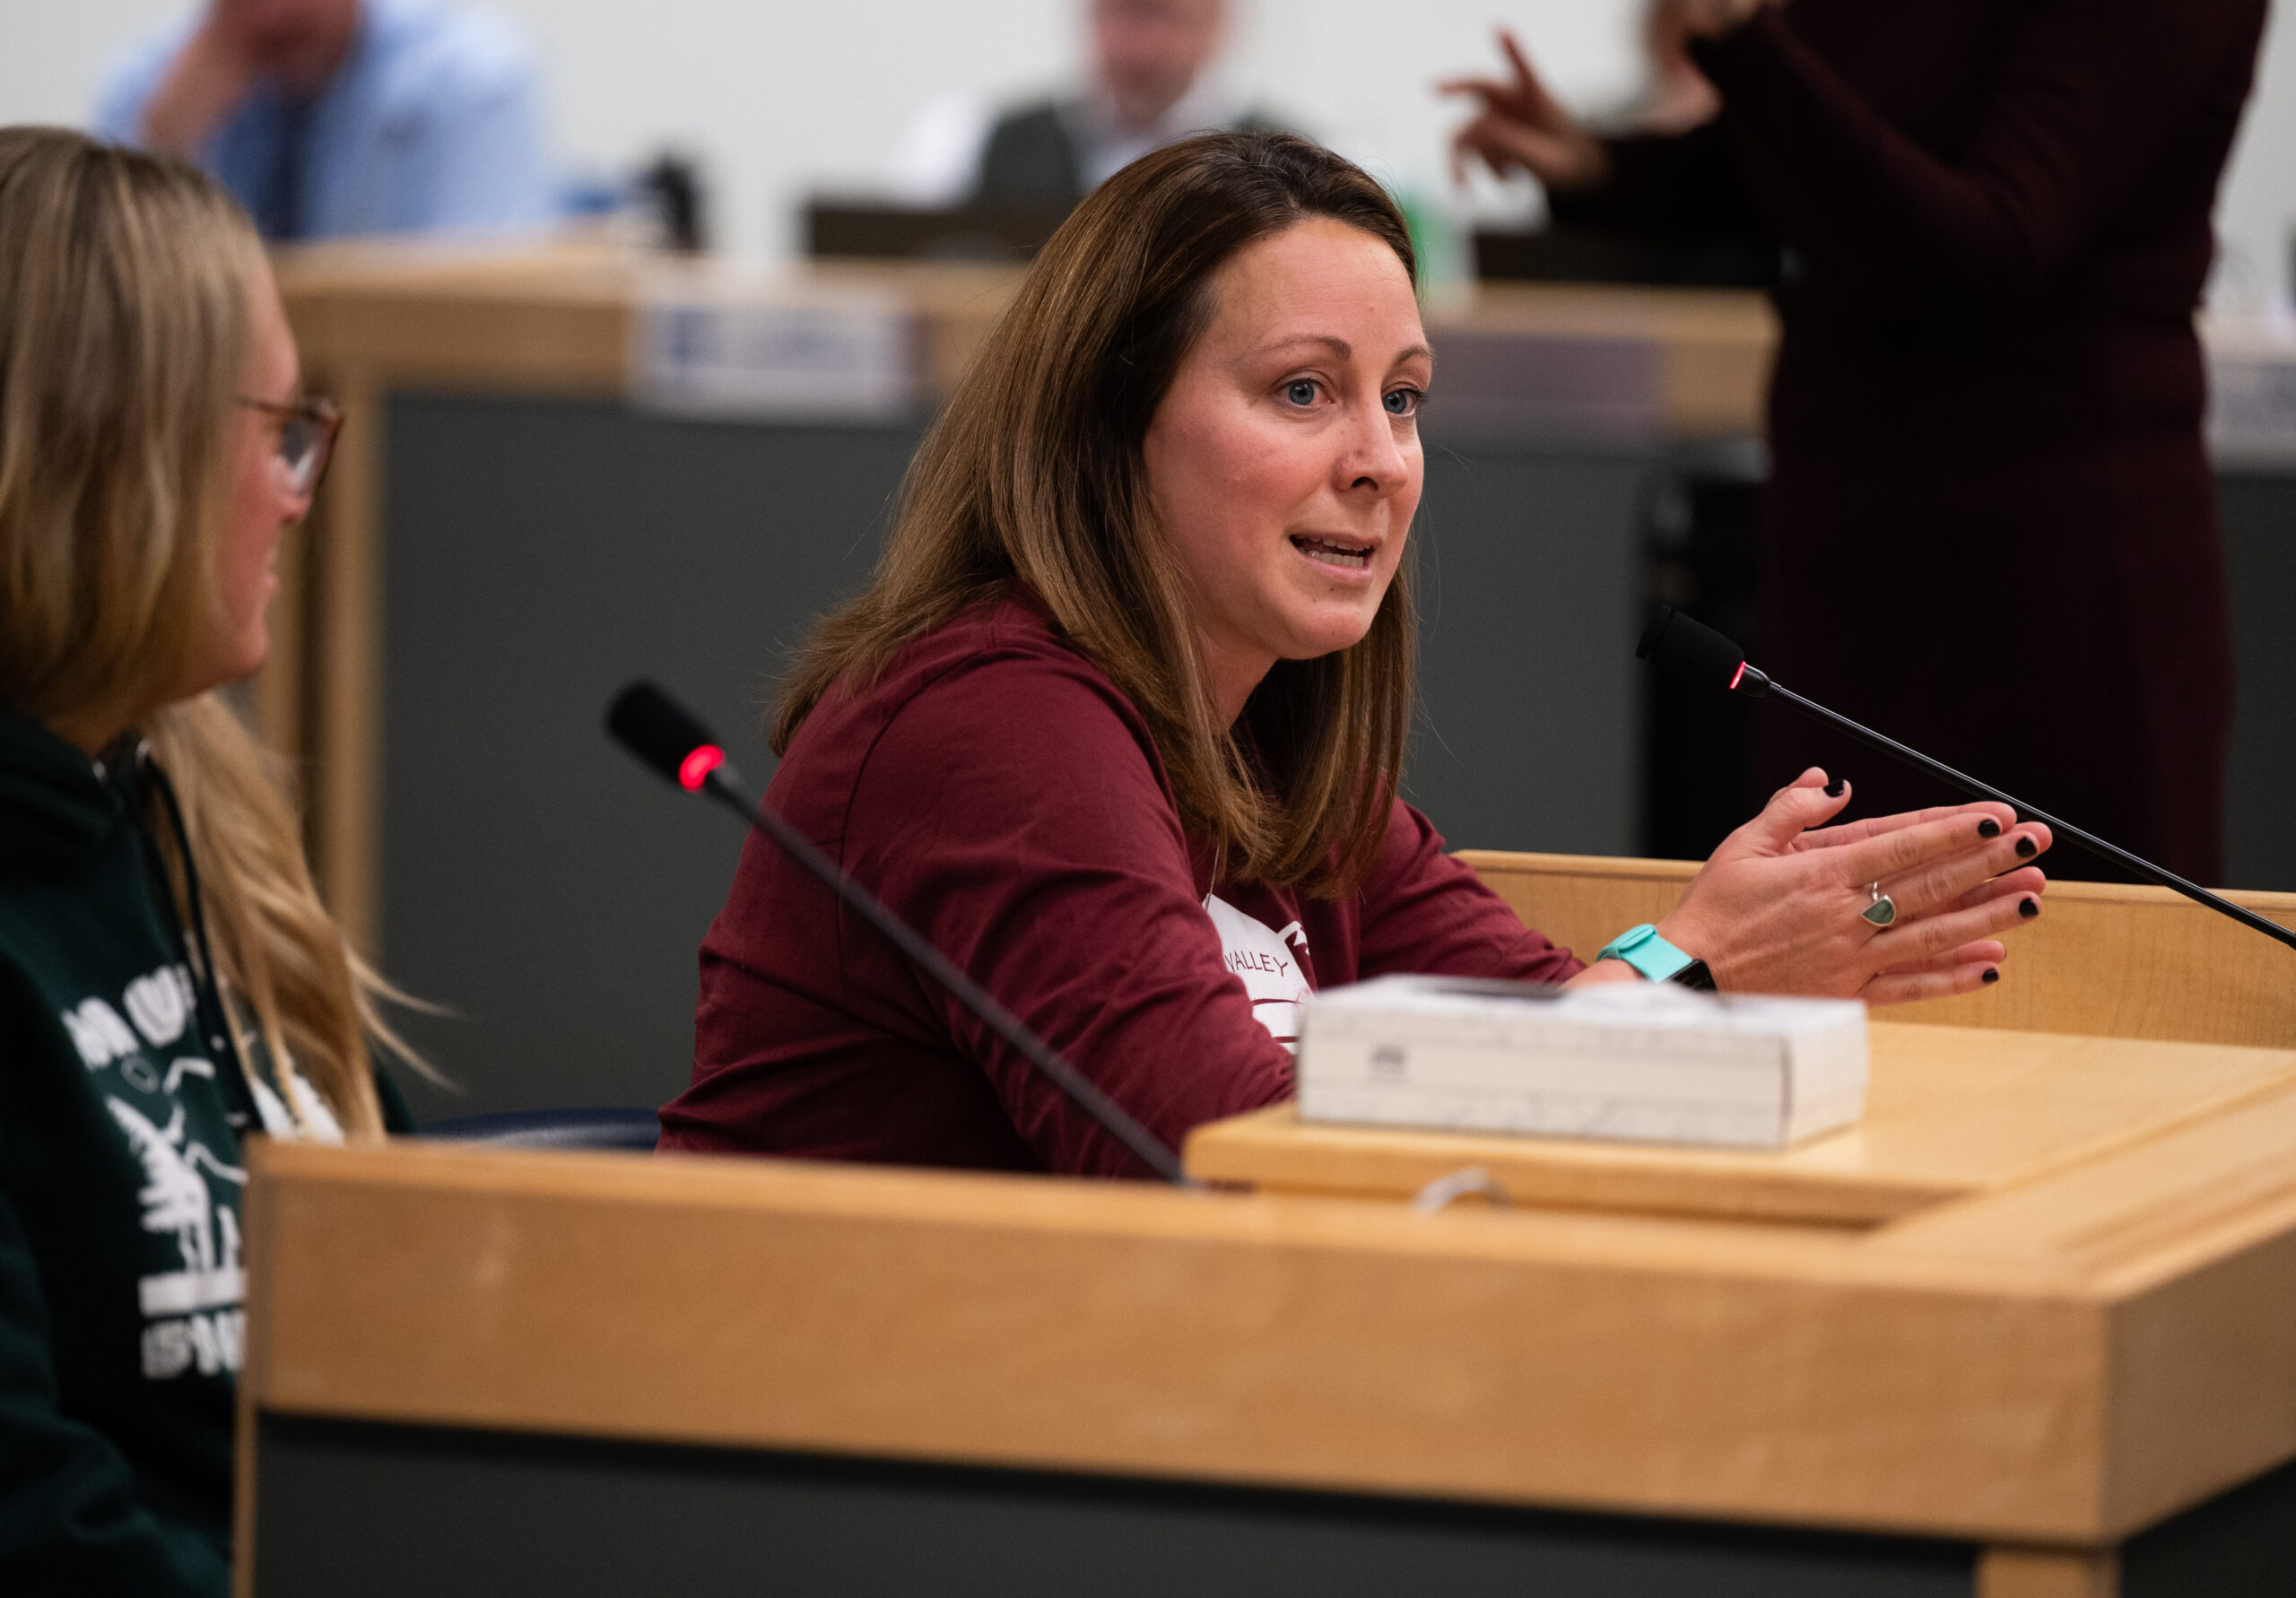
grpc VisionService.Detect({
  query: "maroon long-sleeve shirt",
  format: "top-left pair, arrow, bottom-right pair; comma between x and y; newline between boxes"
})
662,591 -> 1582,1177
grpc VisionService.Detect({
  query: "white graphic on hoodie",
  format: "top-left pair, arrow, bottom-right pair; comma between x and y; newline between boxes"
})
61,998 -> 140,1068
60,962 -> 196,1066
1204,894 -> 1312,1052
123,965 -> 196,1048
105,1097 -> 247,1380
65,962 -> 343,1380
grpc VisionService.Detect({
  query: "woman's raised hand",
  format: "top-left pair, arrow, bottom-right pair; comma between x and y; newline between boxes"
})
1439,30 -> 1611,194
1653,769 -> 2052,1004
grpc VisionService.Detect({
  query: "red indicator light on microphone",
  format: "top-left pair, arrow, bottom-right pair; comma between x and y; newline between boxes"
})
1727,661 -> 1747,692
678,744 -> 726,792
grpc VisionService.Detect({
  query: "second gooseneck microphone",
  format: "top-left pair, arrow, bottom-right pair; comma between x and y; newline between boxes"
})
1637,606 -> 2296,952
606,682 -> 1195,1184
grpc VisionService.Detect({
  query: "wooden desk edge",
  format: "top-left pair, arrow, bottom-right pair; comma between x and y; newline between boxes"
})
239,1138 -> 2296,1546
1182,1101 -> 1959,1228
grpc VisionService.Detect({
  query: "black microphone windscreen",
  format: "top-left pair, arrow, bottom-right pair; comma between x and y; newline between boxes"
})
1637,605 -> 1747,690
607,681 -> 718,786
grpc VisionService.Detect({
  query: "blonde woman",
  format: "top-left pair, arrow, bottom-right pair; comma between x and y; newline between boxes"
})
0,127 -> 412,1592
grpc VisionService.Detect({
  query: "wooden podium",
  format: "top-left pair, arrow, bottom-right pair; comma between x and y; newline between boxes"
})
236,855 -> 2296,1597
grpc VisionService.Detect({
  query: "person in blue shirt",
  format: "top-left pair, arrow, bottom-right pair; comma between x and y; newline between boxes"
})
94,0 -> 552,241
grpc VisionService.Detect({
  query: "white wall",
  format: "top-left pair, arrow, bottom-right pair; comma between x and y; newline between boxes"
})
2216,0 -> 2296,312
4,0 -> 2292,302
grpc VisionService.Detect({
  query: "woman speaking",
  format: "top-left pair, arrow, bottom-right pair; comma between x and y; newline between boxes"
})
662,132 -> 2052,1178
0,129 -> 413,1591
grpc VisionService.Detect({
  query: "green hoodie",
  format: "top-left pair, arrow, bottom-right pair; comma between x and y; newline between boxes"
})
0,708 -> 408,1595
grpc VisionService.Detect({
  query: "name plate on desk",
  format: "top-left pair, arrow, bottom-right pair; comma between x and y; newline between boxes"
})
633,277 -> 919,421
1296,977 -> 1867,1149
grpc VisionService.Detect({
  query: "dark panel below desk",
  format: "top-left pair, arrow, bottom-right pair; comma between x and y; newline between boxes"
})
252,1413 -> 1973,1598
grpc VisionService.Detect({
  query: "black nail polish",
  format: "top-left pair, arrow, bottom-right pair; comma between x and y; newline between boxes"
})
2019,897 -> 2039,918
1978,819 -> 2001,838
1981,968 -> 2000,984
2015,837 -> 2037,859
1824,777 -> 1846,798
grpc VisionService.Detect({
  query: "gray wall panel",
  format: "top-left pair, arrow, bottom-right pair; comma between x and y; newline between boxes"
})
379,397 -> 919,1119
2216,472 -> 2296,892
1407,442 -> 1648,857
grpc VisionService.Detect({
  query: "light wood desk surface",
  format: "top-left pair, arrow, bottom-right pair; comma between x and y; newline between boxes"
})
1188,1021 -> 2296,1227
1193,851 -> 2296,1223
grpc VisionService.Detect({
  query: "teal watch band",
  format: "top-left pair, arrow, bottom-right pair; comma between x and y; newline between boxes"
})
1596,923 -> 1697,983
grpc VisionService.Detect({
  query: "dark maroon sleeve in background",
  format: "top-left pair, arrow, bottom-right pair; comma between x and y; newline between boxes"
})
1550,120 -> 1765,246
1692,0 -> 2266,304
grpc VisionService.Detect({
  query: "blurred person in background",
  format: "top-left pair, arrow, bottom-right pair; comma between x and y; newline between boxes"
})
94,0 -> 552,241
891,0 -> 1274,212
1445,0 -> 2266,886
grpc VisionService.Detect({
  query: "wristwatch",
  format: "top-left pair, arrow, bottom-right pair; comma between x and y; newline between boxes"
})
1595,924 -> 1718,991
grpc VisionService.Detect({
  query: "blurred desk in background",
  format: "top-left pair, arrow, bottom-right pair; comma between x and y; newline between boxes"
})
266,242 -> 1777,1119
804,196 -> 1076,263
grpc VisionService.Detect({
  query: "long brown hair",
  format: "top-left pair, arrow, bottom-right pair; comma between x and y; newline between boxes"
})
777,131 -> 1419,893
0,127 -> 406,1133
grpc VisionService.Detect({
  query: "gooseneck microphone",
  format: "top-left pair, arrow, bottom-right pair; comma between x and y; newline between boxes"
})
1637,606 -> 2296,952
605,682 -> 1195,1184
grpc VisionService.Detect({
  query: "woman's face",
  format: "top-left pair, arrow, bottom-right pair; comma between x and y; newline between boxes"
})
186,260 -> 306,699
1142,217 -> 1430,722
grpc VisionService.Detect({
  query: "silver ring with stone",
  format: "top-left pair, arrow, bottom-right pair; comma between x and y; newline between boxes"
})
1862,882 -> 1898,928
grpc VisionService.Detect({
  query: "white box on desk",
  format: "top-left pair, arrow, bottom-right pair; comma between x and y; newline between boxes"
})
1295,976 -> 1868,1150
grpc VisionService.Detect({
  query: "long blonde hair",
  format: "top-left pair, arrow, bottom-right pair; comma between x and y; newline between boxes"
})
0,127 -> 401,1133
776,132 -> 1418,894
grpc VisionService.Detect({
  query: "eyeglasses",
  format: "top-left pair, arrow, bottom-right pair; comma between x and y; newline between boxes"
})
236,394 -> 344,499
